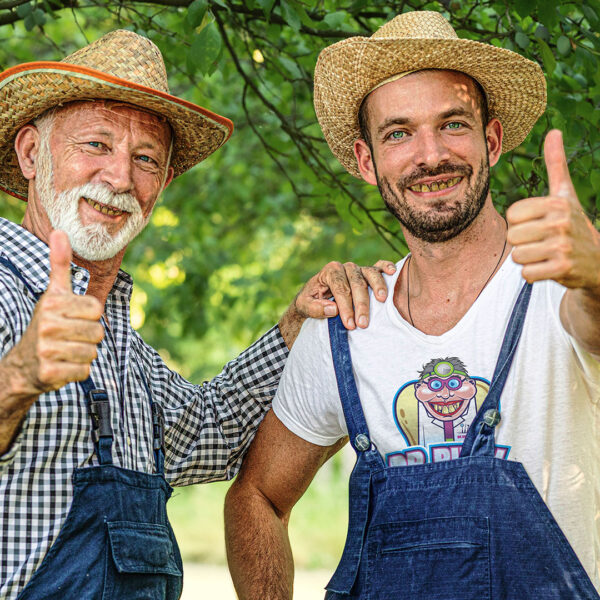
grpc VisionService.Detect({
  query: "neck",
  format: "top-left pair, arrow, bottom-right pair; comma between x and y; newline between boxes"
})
72,249 -> 125,308
394,201 -> 511,334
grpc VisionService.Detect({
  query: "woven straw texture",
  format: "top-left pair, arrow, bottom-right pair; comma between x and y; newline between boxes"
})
314,11 -> 547,178
0,30 -> 232,200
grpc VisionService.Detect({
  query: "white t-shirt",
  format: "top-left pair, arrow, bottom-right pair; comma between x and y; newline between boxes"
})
273,255 -> 600,589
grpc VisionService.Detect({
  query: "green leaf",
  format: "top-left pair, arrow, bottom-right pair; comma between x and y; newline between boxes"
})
591,170 -> 600,195
515,31 -> 530,49
24,14 -> 35,31
33,8 -> 46,26
16,2 -> 32,18
189,23 -> 222,75
536,39 -> 556,75
323,11 -> 347,29
557,35 -> 571,56
278,55 -> 302,79
582,5 -> 599,25
187,0 -> 208,29
256,0 -> 276,17
211,0 -> 229,8
512,0 -> 535,18
534,25 -> 550,41
537,2 -> 558,29
280,1 -> 302,32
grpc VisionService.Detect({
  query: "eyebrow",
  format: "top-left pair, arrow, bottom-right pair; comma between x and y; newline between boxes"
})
376,106 -> 477,137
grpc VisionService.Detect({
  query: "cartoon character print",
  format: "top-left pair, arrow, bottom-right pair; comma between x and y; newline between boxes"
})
389,357 -> 509,466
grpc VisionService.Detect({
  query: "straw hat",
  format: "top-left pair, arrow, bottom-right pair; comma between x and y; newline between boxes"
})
0,29 -> 233,201
314,11 -> 547,178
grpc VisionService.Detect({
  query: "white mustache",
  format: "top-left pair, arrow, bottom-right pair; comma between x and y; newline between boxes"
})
69,182 -> 140,214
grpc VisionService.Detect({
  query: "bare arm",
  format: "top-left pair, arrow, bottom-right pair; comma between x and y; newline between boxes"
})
0,232 -> 103,455
225,410 -> 345,599
278,260 -> 396,348
507,130 -> 600,356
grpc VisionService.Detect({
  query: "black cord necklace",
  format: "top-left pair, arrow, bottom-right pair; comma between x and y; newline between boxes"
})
406,227 -> 508,328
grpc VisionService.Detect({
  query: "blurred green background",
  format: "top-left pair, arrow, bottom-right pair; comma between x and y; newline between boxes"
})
1,0 -> 599,572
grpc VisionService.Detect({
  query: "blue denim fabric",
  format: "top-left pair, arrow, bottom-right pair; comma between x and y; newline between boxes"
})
325,283 -> 599,599
17,466 -> 183,600
1,256 -> 183,600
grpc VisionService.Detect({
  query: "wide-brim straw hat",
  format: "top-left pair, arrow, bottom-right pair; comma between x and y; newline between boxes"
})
0,29 -> 233,201
314,11 -> 547,178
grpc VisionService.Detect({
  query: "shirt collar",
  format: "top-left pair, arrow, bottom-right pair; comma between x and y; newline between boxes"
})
0,218 -> 133,300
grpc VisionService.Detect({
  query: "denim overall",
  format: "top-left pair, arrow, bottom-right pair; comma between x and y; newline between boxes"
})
325,282 -> 599,600
0,257 -> 183,600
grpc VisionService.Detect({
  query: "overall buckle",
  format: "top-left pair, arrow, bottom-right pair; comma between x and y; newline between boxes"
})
152,404 -> 165,451
89,390 -> 113,443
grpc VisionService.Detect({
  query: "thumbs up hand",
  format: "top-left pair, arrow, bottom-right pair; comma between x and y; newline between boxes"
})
506,130 -> 600,290
10,231 -> 105,397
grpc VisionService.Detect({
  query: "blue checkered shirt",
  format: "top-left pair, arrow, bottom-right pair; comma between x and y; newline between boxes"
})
0,218 -> 288,598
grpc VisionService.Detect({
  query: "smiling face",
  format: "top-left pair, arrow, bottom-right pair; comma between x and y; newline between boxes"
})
414,374 -> 477,422
354,70 -> 502,243
25,100 -> 174,261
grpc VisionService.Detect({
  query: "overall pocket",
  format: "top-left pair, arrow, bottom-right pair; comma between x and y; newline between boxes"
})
103,521 -> 182,600
366,516 -> 490,600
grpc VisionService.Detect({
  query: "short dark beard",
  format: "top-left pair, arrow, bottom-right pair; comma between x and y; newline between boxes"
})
376,156 -> 490,243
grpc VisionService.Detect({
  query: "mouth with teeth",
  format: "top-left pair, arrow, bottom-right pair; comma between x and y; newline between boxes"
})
83,197 -> 129,217
408,176 -> 462,194
427,400 -> 464,418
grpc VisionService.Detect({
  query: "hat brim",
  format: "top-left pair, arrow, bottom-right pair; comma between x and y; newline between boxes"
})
0,62 -> 233,200
314,36 -> 547,177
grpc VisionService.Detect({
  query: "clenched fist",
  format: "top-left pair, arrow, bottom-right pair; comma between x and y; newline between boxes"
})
7,230 -> 104,398
507,129 -> 600,290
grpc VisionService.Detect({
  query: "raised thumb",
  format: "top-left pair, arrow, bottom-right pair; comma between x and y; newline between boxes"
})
47,230 -> 73,295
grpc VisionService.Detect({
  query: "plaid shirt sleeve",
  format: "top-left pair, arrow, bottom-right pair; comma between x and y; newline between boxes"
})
134,325 -> 289,486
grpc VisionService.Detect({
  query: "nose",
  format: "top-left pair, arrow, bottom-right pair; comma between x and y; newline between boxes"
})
99,150 -> 134,194
412,128 -> 451,169
437,387 -> 452,399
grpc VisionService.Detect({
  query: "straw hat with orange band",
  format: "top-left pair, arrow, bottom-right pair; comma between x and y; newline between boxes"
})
313,11 -> 547,178
0,29 -> 233,201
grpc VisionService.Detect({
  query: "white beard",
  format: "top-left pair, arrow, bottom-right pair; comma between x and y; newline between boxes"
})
35,138 -> 152,261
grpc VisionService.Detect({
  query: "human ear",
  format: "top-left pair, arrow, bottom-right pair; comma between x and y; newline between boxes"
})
14,125 -> 41,181
354,139 -> 378,186
485,118 -> 503,168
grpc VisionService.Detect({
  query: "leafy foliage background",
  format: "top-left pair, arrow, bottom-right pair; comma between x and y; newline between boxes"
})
1,0 -> 598,380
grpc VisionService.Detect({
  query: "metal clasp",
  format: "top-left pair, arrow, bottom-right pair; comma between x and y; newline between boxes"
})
88,390 -> 113,443
152,404 -> 165,451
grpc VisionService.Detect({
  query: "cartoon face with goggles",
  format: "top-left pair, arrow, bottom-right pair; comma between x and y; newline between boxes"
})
414,360 -> 477,422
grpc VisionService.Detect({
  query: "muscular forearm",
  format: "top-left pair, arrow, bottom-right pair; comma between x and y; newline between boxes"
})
225,484 -> 294,600
561,286 -> 600,356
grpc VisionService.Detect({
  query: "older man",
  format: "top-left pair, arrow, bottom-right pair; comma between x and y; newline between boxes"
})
0,30 -> 391,599
225,11 -> 600,599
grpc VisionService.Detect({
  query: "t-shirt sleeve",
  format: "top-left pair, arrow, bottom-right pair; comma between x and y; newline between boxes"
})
272,317 -> 348,446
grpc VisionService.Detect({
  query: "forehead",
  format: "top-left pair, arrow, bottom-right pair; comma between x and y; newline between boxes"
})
366,70 -> 483,122
50,100 -> 172,148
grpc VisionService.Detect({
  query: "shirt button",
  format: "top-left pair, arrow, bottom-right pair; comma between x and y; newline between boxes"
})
73,270 -> 84,281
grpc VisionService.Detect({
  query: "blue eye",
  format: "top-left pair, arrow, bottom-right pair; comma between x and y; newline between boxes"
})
88,141 -> 102,148
430,380 -> 442,390
447,378 -> 461,389
139,155 -> 150,162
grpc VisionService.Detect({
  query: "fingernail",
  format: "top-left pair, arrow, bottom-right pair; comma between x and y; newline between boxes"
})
377,289 -> 386,298
324,305 -> 337,317
358,315 -> 368,328
388,265 -> 396,272
347,317 -> 355,329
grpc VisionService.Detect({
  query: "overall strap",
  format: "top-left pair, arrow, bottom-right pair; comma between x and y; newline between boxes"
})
328,315 -> 381,463
0,255 -> 114,465
461,282 -> 533,458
